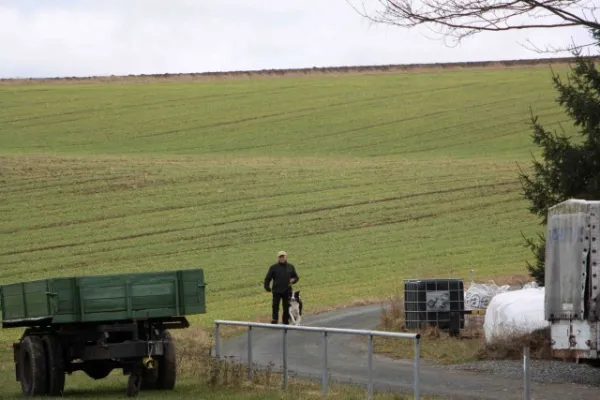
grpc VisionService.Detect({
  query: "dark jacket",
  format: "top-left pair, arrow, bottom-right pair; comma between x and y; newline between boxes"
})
264,262 -> 299,294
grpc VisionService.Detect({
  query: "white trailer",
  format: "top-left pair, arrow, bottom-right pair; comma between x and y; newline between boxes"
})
546,199 -> 600,361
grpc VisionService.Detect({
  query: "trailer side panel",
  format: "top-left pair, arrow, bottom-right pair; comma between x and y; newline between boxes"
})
1,268 -> 206,327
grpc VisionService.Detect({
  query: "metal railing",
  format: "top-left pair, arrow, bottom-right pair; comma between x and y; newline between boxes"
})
213,320 -> 421,399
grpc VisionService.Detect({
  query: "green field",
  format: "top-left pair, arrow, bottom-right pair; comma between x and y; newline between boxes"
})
0,62 -> 573,396
1,64 -> 573,324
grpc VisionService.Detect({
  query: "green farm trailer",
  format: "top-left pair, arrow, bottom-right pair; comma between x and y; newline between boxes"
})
0,268 -> 207,398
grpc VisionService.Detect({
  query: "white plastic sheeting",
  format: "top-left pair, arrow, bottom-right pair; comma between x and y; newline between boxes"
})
483,287 -> 550,343
464,281 -> 511,311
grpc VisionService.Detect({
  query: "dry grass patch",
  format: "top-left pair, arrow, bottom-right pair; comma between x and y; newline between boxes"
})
477,327 -> 552,361
373,293 -> 552,366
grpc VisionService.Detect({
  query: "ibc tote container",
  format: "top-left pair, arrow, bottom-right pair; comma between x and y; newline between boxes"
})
403,278 -> 465,331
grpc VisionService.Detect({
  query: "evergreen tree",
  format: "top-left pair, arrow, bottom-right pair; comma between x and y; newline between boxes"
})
518,29 -> 600,285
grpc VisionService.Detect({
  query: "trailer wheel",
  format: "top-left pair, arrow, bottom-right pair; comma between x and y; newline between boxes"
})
127,370 -> 142,397
127,364 -> 143,398
18,335 -> 48,397
156,330 -> 177,390
42,335 -> 66,396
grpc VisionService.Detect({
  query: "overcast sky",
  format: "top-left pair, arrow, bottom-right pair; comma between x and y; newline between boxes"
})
0,0 -> 594,78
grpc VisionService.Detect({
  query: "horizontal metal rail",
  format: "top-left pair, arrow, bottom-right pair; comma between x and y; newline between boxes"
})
215,319 -> 421,339
214,320 -> 421,399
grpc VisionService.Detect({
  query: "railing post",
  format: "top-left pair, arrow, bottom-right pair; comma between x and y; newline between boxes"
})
214,322 -> 221,360
283,327 -> 288,389
322,331 -> 328,398
523,345 -> 531,400
247,326 -> 253,382
413,337 -> 420,400
367,334 -> 373,400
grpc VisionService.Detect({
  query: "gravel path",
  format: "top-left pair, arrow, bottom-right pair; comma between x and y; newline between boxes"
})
215,304 -> 600,399
446,359 -> 600,386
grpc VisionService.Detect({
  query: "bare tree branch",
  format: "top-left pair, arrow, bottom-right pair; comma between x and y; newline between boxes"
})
519,37 -> 599,54
348,0 -> 600,42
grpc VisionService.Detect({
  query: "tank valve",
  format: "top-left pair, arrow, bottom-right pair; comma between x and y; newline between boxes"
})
142,356 -> 155,369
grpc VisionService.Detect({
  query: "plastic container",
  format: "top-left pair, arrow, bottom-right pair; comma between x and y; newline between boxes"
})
404,278 -> 465,330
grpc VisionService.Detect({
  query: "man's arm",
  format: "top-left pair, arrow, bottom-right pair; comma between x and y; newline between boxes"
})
264,266 -> 274,291
290,265 -> 299,284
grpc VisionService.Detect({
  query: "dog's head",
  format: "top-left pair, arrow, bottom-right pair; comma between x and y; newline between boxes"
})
289,290 -> 301,303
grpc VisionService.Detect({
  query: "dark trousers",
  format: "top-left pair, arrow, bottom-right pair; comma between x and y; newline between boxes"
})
272,289 -> 291,324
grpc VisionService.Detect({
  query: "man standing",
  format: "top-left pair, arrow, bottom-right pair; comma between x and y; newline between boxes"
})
264,250 -> 299,324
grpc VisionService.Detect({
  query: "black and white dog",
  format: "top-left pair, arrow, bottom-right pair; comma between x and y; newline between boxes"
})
288,290 -> 303,326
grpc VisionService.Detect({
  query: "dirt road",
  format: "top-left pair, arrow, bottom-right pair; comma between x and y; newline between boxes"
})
215,304 -> 600,399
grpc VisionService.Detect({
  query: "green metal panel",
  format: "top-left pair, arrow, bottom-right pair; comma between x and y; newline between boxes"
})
0,268 -> 206,328
180,269 -> 207,315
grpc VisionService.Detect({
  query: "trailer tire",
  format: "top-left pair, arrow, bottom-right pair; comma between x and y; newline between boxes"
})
127,369 -> 142,397
156,330 -> 177,390
18,335 -> 48,397
42,335 -> 66,396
